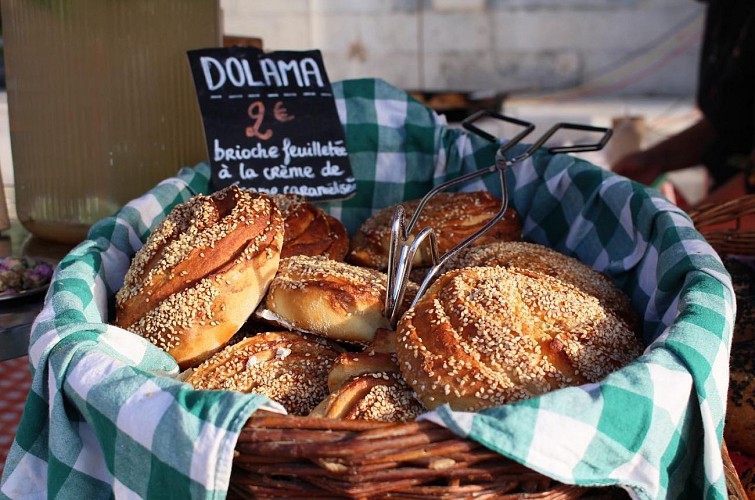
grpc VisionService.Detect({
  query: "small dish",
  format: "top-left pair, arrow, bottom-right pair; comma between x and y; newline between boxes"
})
0,256 -> 57,303
0,283 -> 51,302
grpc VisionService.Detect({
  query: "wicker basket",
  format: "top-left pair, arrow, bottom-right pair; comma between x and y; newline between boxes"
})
688,194 -> 755,256
690,195 -> 754,499
230,412 -> 595,499
225,198 -> 755,500
230,413 -> 748,499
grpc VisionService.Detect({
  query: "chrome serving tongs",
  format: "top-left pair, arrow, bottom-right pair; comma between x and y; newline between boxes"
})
383,110 -> 613,329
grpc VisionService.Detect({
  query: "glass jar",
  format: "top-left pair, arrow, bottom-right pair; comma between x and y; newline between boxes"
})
2,0 -> 220,244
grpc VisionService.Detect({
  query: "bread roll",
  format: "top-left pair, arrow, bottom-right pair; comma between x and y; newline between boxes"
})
725,340 -> 755,456
311,344 -> 424,423
327,351 -> 402,393
326,328 -> 400,392
271,194 -> 349,261
443,241 -> 637,330
347,191 -> 522,270
310,372 -> 425,423
367,328 -> 398,354
255,255 -> 417,345
185,330 -> 343,416
396,266 -> 643,412
115,186 -> 284,369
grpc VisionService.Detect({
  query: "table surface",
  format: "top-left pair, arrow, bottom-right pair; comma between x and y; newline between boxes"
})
0,355 -> 32,474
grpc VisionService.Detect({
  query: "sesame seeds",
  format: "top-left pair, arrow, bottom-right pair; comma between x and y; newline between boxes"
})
116,186 -> 645,421
270,193 -> 306,215
396,265 -> 642,411
350,377 -> 425,423
246,356 -> 259,369
114,185 -> 285,367
314,371 -> 425,423
186,331 -> 341,416
443,240 -> 637,328
131,277 -> 220,351
116,185 -> 280,306
347,191 -> 522,269
277,255 -> 387,297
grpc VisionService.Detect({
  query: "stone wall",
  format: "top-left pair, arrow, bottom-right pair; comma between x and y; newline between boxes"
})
220,0 -> 705,97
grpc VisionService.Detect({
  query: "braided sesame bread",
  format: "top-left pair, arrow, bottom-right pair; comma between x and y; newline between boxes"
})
309,371 -> 425,423
114,186 -> 284,369
443,241 -> 637,330
271,194 -> 349,261
255,255 -> 418,345
326,350 -> 403,393
185,331 -> 343,416
324,329 -> 399,393
725,340 -> 755,456
347,191 -> 522,270
396,266 -> 644,412
311,344 -> 425,422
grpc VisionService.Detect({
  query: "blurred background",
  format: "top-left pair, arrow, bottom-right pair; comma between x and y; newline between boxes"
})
0,0 -> 708,224
219,0 -> 708,200
221,0 -> 703,97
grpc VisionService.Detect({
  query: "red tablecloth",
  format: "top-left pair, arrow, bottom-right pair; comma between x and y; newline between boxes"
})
0,356 -> 32,473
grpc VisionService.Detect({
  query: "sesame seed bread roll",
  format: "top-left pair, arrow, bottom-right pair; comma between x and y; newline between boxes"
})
185,331 -> 343,416
327,350 -> 403,393
724,340 -> 755,456
255,255 -> 418,345
396,266 -> 643,412
369,328 -> 398,354
325,328 -> 401,393
443,241 -> 637,330
347,191 -> 523,270
271,194 -> 349,261
115,185 -> 284,369
312,348 -> 424,422
309,372 -> 425,423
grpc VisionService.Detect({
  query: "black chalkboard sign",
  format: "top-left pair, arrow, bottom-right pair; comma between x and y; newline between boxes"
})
187,47 -> 356,201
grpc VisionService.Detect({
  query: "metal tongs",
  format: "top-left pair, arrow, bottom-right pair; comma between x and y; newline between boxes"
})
383,110 -> 613,328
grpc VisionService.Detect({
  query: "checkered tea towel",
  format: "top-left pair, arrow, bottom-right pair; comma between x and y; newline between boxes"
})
0,79 -> 735,499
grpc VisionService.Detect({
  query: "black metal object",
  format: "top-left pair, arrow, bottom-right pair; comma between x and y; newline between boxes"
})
384,111 -> 613,328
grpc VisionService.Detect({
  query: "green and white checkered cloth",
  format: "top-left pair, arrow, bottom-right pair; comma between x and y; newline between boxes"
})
1,79 -> 735,499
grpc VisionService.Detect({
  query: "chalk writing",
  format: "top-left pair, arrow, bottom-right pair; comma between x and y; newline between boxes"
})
188,47 -> 355,201
263,165 -> 315,180
213,140 -> 279,161
246,101 -> 273,139
274,101 -> 294,122
199,56 -> 325,91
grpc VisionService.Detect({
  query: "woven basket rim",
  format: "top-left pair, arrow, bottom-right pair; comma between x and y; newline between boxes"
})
689,194 -> 755,256
230,411 -> 747,499
689,194 -> 755,228
229,198 -> 755,499
232,411 -> 590,499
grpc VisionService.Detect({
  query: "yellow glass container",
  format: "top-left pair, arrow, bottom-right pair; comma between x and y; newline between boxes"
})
2,0 -> 220,244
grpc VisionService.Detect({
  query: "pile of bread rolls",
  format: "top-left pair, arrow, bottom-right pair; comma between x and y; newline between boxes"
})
114,185 -> 643,422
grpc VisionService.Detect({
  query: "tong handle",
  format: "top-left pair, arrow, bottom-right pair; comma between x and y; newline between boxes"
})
385,113 -> 613,329
462,110 -> 536,146
528,122 -> 613,155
